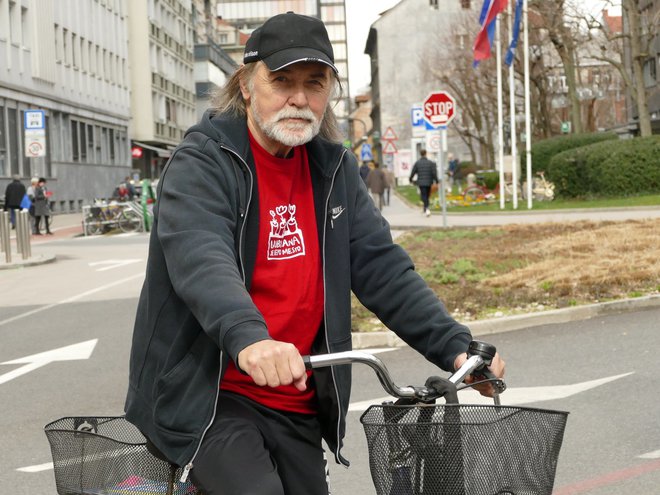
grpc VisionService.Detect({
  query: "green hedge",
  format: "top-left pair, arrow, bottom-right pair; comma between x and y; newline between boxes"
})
527,132 -> 618,176
547,136 -> 660,198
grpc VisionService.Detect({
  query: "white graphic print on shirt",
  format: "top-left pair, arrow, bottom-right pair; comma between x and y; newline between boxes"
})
268,204 -> 306,260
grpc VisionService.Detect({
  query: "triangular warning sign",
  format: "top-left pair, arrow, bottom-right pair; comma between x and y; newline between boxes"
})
382,141 -> 398,154
382,127 -> 398,141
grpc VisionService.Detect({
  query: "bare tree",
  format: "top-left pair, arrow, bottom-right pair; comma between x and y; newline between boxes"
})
531,0 -> 585,134
578,0 -> 656,136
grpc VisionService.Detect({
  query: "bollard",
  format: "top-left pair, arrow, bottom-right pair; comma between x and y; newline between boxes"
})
18,209 -> 31,259
1,211 -> 11,263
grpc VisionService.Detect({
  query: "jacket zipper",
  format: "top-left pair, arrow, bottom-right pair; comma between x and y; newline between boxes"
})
322,149 -> 349,466
180,146 -> 254,482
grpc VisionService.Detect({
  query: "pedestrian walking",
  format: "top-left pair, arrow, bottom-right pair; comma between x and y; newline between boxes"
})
26,177 -> 39,233
409,149 -> 438,217
33,178 -> 52,235
383,166 -> 395,206
3,175 -> 26,228
366,161 -> 387,210
124,12 -> 504,495
359,161 -> 371,184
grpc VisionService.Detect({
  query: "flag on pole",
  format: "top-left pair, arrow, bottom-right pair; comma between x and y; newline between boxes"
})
473,0 -> 509,65
505,0 -> 524,66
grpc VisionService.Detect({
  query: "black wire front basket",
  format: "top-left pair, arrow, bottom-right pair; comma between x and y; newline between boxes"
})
360,404 -> 568,495
44,416 -> 199,495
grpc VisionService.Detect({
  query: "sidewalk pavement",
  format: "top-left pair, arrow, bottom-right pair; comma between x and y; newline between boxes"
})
3,199 -> 660,348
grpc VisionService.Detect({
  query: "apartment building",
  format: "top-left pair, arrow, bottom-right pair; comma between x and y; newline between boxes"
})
0,0 -> 131,212
128,0 -> 196,179
214,0 -> 351,134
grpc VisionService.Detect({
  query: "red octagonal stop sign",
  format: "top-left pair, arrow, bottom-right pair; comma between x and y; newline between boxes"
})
423,91 -> 456,128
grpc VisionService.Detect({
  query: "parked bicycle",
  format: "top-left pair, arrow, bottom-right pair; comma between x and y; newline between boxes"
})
522,172 -> 555,202
44,340 -> 568,495
83,200 -> 143,235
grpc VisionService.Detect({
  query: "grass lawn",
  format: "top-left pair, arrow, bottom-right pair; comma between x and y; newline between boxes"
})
351,203 -> 660,332
397,185 -> 660,212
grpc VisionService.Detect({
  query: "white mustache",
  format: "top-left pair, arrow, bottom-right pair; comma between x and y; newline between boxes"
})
275,108 -> 316,123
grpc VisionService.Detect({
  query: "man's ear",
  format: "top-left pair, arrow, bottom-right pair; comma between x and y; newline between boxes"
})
239,73 -> 250,101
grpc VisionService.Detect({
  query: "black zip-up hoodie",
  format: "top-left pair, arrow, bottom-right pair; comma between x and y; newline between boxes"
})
124,110 -> 472,476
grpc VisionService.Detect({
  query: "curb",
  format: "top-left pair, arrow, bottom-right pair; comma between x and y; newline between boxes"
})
0,253 -> 57,270
351,294 -> 660,349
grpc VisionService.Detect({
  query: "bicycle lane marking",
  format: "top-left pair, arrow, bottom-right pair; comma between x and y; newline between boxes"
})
0,273 -> 144,328
553,458 -> 660,495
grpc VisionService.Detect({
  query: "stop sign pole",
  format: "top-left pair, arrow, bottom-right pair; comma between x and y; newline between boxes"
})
423,91 -> 456,227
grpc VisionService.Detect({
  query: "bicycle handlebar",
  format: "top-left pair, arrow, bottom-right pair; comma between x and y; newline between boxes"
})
303,340 -> 505,403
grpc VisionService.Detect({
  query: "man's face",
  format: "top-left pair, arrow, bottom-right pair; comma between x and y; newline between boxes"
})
241,61 -> 333,156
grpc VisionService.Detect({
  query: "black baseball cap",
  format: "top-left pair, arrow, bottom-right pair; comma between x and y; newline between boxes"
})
243,12 -> 338,74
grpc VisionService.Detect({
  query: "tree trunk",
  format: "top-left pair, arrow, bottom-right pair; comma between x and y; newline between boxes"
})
624,0 -> 652,137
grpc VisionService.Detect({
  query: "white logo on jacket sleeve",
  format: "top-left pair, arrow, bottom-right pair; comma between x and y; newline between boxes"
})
268,204 -> 306,260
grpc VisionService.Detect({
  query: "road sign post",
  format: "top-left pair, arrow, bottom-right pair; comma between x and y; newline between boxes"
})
423,91 -> 456,228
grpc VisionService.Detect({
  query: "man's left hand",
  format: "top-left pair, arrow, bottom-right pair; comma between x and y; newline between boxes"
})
453,351 -> 506,398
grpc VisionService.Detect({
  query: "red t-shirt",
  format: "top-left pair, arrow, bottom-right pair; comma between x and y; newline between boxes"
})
220,133 -> 324,414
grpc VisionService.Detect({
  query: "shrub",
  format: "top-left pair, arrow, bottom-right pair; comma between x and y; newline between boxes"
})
527,132 -> 618,177
547,136 -> 660,197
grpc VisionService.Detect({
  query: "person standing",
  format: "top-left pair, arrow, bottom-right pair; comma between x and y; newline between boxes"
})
124,12 -> 504,495
366,161 -> 387,210
409,149 -> 438,217
33,178 -> 52,235
3,175 -> 26,229
359,161 -> 370,184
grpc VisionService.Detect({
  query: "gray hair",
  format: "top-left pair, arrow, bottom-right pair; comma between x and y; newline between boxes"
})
211,62 -> 343,143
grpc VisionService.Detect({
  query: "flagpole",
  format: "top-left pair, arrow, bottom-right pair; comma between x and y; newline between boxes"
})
497,17 -> 505,210
508,0 -> 518,209
523,0 -> 533,208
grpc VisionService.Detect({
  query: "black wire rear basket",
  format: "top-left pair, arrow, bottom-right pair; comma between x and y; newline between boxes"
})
44,416 -> 198,495
360,404 -> 568,495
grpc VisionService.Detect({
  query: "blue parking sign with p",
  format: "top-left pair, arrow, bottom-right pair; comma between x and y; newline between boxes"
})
360,143 -> 373,161
411,104 -> 436,131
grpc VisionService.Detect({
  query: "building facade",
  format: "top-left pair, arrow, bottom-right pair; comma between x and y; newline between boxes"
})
0,0 -> 131,212
192,0 -> 239,119
214,0 -> 351,134
128,0 -> 197,180
365,0 -> 479,172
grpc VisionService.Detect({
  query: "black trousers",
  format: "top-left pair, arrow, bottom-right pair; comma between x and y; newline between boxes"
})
190,391 -> 330,495
419,185 -> 431,210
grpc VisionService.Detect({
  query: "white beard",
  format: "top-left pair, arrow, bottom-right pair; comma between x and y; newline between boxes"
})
251,96 -> 322,147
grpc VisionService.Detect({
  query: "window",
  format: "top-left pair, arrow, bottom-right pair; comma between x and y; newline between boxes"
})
429,0 -> 439,9
80,122 -> 87,160
71,120 -> 79,161
109,128 -> 115,162
8,108 -> 19,175
87,124 -> 95,162
0,106 -> 6,176
461,0 -> 471,9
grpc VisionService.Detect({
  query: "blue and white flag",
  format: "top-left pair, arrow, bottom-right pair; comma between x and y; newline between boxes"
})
505,0 -> 523,66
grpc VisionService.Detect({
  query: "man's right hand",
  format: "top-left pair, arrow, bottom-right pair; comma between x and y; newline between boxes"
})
237,340 -> 308,391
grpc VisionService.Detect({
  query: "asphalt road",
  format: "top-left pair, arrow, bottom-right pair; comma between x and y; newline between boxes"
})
2,232 -> 660,494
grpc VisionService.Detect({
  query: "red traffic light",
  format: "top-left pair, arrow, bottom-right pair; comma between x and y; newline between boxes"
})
131,146 -> 143,159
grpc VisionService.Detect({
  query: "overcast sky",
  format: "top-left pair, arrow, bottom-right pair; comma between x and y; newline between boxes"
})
344,0 -> 622,98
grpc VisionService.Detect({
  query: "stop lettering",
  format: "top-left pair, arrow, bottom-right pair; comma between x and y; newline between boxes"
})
423,91 -> 456,127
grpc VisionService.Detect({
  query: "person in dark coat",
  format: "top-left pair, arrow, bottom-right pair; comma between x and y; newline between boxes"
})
124,12 -> 505,495
359,161 -> 371,183
409,149 -> 438,217
3,175 -> 26,228
33,178 -> 52,235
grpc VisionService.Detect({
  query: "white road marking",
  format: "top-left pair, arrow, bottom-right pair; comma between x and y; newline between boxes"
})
638,450 -> 660,459
88,259 -> 142,271
348,372 -> 634,412
0,273 -> 144,328
0,340 -> 98,385
16,462 -> 53,473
